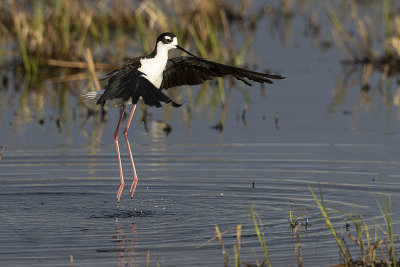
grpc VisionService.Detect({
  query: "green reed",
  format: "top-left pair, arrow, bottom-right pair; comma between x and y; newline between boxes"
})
327,0 -> 400,64
2,0 -> 259,96
150,186 -> 398,266
377,190 -> 396,266
198,205 -> 272,267
309,185 -> 351,264
310,183 -> 399,266
0,0 -> 286,139
250,204 -> 271,267
0,145 -> 5,160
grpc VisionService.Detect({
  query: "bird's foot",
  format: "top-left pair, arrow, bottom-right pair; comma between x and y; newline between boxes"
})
130,177 -> 138,199
117,181 -> 125,202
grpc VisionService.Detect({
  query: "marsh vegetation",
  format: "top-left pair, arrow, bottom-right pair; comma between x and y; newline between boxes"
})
0,0 -> 399,266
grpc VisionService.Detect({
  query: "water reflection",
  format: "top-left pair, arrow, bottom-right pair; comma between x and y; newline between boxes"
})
2,1 -> 398,142
0,0 -> 324,143
114,216 -> 138,267
80,107 -> 106,145
324,1 -> 400,123
328,63 -> 400,129
1,142 -> 399,266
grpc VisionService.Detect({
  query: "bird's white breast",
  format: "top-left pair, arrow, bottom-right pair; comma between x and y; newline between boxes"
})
138,50 -> 168,89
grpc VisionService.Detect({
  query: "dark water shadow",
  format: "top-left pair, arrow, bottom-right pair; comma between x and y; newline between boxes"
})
89,209 -> 155,219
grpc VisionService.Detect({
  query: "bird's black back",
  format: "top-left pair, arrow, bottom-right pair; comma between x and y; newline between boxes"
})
96,67 -> 181,108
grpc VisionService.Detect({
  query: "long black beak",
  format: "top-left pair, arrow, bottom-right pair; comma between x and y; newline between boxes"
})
176,45 -> 200,59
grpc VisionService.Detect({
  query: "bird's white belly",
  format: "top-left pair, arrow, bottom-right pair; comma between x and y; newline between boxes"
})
138,55 -> 167,88
141,72 -> 163,88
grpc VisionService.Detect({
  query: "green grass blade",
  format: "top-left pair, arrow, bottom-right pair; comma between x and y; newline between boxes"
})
377,194 -> 395,266
326,2 -> 345,33
234,245 -> 239,267
250,204 -> 271,267
309,185 -> 350,262
382,0 -> 391,40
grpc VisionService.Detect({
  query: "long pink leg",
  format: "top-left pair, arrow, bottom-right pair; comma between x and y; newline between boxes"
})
115,106 -> 126,202
122,105 -> 139,199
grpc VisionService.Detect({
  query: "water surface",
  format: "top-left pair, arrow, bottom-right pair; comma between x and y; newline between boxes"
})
1,1 -> 400,266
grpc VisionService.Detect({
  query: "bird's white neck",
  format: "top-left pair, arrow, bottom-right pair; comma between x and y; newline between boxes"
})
138,42 -> 171,88
154,41 -> 171,59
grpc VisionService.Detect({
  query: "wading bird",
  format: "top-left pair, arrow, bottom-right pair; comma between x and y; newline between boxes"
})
82,32 -> 284,202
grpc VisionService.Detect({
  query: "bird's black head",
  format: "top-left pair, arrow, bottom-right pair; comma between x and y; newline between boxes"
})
156,32 -> 200,59
154,32 -> 199,59
157,32 -> 177,45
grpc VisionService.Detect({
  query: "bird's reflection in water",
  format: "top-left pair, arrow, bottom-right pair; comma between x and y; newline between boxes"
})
114,216 -> 138,266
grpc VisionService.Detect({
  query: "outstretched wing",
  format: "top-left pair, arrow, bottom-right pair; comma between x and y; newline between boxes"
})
160,56 -> 285,89
98,57 -> 142,81
96,67 -> 181,108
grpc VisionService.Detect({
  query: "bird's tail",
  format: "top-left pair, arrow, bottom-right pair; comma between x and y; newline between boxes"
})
80,90 -> 105,102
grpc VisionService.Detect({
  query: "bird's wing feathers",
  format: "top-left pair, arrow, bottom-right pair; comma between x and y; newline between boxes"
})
98,57 -> 142,81
161,56 -> 285,89
96,67 -> 181,108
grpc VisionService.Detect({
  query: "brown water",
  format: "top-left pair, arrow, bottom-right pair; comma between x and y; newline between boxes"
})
1,1 -> 400,266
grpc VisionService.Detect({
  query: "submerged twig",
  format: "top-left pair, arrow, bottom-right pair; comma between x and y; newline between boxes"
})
215,225 -> 229,267
0,145 -> 5,160
294,224 -> 303,267
146,250 -> 150,267
84,48 -> 101,91
235,224 -> 242,267
47,59 -> 112,69
197,226 -> 236,248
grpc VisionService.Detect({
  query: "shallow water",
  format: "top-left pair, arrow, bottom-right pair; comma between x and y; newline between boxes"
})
1,141 -> 400,266
1,1 -> 400,266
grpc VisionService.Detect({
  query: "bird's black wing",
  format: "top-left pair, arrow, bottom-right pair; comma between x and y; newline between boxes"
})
96,67 -> 181,108
161,56 -> 285,89
99,57 -> 142,81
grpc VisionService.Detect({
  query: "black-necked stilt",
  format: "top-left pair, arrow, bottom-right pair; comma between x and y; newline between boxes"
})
82,32 -> 285,202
